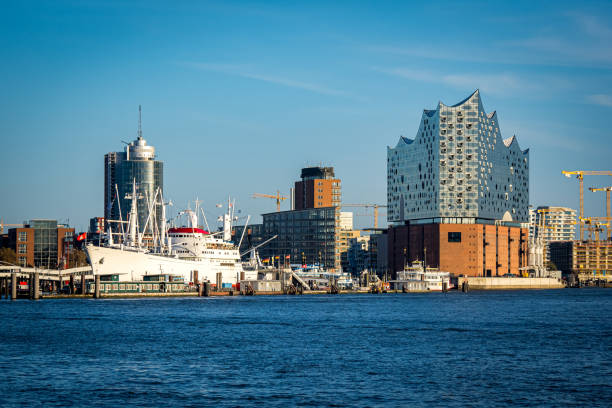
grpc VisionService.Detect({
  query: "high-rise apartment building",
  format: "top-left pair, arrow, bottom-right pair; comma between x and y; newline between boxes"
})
104,107 -> 163,235
387,89 -> 529,224
529,206 -> 576,263
294,167 -> 341,210
386,91 -> 529,277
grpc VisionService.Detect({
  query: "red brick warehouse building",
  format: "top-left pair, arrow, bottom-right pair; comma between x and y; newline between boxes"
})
386,91 -> 529,277
387,222 -> 528,277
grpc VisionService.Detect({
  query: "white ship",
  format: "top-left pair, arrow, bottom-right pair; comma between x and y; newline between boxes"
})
86,180 -> 255,286
390,262 -> 451,291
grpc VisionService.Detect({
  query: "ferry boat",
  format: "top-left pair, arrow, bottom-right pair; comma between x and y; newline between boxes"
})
86,180 -> 255,286
391,262 -> 451,291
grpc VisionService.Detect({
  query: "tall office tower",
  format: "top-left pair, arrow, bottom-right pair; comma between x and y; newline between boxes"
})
294,166 -> 341,210
387,89 -> 529,224
529,206 -> 577,262
104,107 -> 163,236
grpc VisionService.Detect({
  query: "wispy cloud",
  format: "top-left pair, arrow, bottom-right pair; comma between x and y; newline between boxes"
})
504,13 -> 612,67
180,62 -> 349,97
367,13 -> 612,69
569,12 -> 612,41
586,94 -> 612,107
372,67 -> 544,96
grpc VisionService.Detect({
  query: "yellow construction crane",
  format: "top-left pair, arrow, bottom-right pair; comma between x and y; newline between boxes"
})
562,170 -> 612,240
589,186 -> 612,240
253,191 -> 287,212
580,217 -> 610,241
341,204 -> 387,228
0,219 -> 23,234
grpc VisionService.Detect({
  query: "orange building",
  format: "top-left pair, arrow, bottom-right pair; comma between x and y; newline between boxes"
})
388,222 -> 528,277
294,167 -> 341,210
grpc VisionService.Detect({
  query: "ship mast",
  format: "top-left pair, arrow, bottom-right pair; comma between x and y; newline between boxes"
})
125,178 -> 142,247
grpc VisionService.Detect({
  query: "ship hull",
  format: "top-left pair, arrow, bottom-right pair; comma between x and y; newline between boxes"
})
85,244 -> 255,285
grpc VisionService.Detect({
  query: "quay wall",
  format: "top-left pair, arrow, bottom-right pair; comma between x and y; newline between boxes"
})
458,276 -> 564,290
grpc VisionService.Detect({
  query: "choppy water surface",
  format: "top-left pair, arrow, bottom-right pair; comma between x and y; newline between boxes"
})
1,289 -> 611,407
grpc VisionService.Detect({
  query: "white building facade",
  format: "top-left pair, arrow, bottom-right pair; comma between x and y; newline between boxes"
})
387,90 -> 529,224
529,206 -> 577,262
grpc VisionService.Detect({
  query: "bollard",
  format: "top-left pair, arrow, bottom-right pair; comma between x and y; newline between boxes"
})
203,282 -> 211,297
11,272 -> 17,300
32,272 -> 40,300
216,273 -> 222,291
94,275 -> 101,299
81,272 -> 86,295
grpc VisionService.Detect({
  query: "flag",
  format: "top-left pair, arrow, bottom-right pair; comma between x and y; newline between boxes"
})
285,255 -> 290,259
274,256 -> 279,259
263,258 -> 270,263
76,232 -> 87,241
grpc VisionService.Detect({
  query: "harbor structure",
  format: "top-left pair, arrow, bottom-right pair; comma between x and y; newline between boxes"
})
386,90 -> 529,277
104,106 -> 163,236
5,220 -> 74,268
528,206 -> 576,264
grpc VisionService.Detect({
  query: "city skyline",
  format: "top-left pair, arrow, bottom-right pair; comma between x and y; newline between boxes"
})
2,1 -> 612,231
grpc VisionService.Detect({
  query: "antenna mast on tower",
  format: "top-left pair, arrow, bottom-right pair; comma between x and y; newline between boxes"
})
138,105 -> 143,139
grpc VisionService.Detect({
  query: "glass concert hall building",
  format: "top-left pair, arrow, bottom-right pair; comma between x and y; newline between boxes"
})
386,90 -> 530,277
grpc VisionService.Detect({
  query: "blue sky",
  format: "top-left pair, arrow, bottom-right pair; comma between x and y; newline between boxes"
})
1,0 -> 611,231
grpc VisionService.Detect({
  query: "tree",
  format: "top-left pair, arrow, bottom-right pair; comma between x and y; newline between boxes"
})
546,260 -> 558,271
68,249 -> 89,268
0,247 -> 17,265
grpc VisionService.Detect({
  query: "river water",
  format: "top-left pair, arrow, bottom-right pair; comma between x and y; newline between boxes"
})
1,289 -> 610,407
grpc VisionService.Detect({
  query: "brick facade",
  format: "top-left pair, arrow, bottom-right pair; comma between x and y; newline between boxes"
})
388,223 -> 528,277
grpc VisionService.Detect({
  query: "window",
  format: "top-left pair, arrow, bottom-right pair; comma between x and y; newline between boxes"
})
448,232 -> 461,242
19,231 -> 27,241
18,244 -> 27,254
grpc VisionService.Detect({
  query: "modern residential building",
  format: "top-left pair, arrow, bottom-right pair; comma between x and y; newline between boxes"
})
386,91 -> 529,277
104,107 -> 163,236
368,230 -> 389,277
255,166 -> 343,271
529,206 -> 576,263
294,166 -> 341,210
6,220 -> 74,268
260,206 -> 341,271
339,212 -> 354,230
549,240 -> 611,279
339,228 -> 361,272
347,236 -> 370,275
